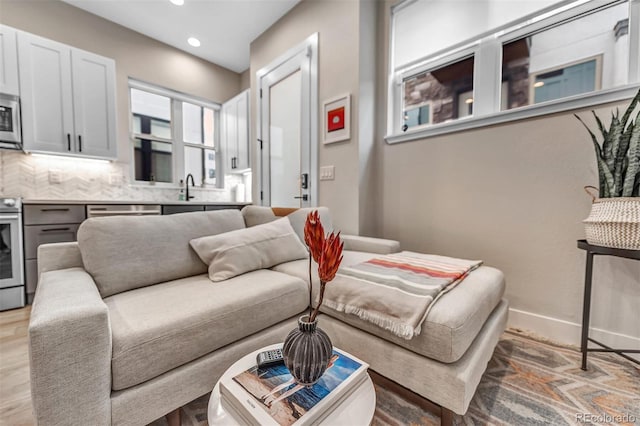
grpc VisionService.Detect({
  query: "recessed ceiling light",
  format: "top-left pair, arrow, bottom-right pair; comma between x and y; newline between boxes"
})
188,37 -> 201,47
465,98 -> 474,104
534,81 -> 545,88
170,0 -> 184,5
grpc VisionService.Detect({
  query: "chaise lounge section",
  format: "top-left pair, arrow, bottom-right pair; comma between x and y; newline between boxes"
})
28,207 -> 507,425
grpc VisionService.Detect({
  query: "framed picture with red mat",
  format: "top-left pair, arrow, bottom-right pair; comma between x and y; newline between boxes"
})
323,94 -> 351,144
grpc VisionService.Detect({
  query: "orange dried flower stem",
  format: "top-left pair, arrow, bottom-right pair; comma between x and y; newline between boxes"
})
308,254 -> 313,319
309,281 -> 326,323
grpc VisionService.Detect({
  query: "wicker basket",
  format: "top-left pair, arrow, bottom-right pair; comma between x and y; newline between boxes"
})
583,187 -> 640,250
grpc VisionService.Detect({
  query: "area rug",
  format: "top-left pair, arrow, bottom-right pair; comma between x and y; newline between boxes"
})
149,331 -> 640,425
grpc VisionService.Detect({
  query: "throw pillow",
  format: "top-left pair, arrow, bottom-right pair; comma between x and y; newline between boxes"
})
190,217 -> 308,281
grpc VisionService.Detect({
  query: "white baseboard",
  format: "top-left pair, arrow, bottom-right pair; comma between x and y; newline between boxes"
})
508,308 -> 640,361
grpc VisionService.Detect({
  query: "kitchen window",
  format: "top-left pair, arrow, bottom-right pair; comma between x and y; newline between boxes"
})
129,80 -> 221,187
388,0 -> 640,143
182,102 -> 216,186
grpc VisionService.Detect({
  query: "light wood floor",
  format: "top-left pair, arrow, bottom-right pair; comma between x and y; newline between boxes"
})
0,306 -> 35,426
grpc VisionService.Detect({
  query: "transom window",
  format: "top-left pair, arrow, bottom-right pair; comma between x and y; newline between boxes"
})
403,56 -> 475,131
389,0 -> 640,142
129,80 -> 220,187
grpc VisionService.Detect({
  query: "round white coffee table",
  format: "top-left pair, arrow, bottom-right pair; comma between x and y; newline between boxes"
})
207,344 -> 376,425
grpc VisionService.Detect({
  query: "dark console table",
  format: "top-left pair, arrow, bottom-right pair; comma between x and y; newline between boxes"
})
577,240 -> 640,370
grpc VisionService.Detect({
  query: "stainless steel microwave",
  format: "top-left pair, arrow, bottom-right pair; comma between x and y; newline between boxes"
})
0,93 -> 22,150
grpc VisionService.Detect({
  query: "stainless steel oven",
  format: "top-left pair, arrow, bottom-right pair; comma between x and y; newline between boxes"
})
0,197 -> 25,311
0,93 -> 22,150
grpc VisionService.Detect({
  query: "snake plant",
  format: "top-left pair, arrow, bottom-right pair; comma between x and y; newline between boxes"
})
575,88 -> 640,198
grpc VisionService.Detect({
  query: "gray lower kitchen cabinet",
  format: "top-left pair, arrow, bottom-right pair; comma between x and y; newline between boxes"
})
162,205 -> 205,215
162,204 -> 246,214
205,205 -> 244,211
24,224 -> 80,259
23,204 -> 86,303
23,204 -> 85,225
25,259 -> 38,294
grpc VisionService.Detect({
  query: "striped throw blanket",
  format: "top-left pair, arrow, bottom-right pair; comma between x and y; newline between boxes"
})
324,251 -> 482,339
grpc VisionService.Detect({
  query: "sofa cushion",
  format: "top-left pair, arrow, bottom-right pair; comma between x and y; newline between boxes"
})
241,205 -> 333,242
77,210 -> 246,298
341,235 -> 401,254
190,218 -> 307,281
105,270 -> 308,390
272,251 -> 505,363
241,205 -> 281,227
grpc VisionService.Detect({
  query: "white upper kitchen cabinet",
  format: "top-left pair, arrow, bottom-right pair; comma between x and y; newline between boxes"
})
71,50 -> 117,158
18,31 -> 117,159
222,90 -> 250,172
0,25 -> 20,96
18,33 -> 74,154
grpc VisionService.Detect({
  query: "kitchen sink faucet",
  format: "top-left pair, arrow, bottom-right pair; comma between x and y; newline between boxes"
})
185,173 -> 195,201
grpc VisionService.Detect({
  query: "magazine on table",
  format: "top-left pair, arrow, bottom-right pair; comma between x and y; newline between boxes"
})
220,347 -> 369,426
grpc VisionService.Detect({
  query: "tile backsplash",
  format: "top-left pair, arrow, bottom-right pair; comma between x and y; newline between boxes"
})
0,150 -> 248,202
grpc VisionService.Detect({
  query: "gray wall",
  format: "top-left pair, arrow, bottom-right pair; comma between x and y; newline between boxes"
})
357,0 -> 379,237
239,69 -> 250,91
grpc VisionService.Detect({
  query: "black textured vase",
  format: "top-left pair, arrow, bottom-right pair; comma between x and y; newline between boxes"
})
282,315 -> 333,386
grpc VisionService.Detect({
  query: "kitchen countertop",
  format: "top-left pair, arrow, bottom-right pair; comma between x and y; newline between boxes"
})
22,199 -> 252,206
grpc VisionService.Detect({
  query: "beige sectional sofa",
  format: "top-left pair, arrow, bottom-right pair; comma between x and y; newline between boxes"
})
29,206 -> 507,425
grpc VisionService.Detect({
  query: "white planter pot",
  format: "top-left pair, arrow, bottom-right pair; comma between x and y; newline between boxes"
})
584,197 -> 640,250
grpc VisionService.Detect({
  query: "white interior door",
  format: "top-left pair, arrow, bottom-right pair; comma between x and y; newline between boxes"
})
258,34 -> 317,208
269,70 -> 302,207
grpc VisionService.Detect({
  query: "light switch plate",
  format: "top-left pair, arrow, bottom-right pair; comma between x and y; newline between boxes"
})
319,166 -> 335,181
48,169 -> 62,184
109,173 -> 122,185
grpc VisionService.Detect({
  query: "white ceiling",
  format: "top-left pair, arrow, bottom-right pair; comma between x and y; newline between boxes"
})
61,0 -> 301,73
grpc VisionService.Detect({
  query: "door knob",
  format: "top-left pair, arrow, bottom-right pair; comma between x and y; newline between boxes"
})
294,194 -> 309,201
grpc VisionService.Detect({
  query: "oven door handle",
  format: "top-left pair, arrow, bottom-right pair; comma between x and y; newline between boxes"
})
0,215 -> 19,220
